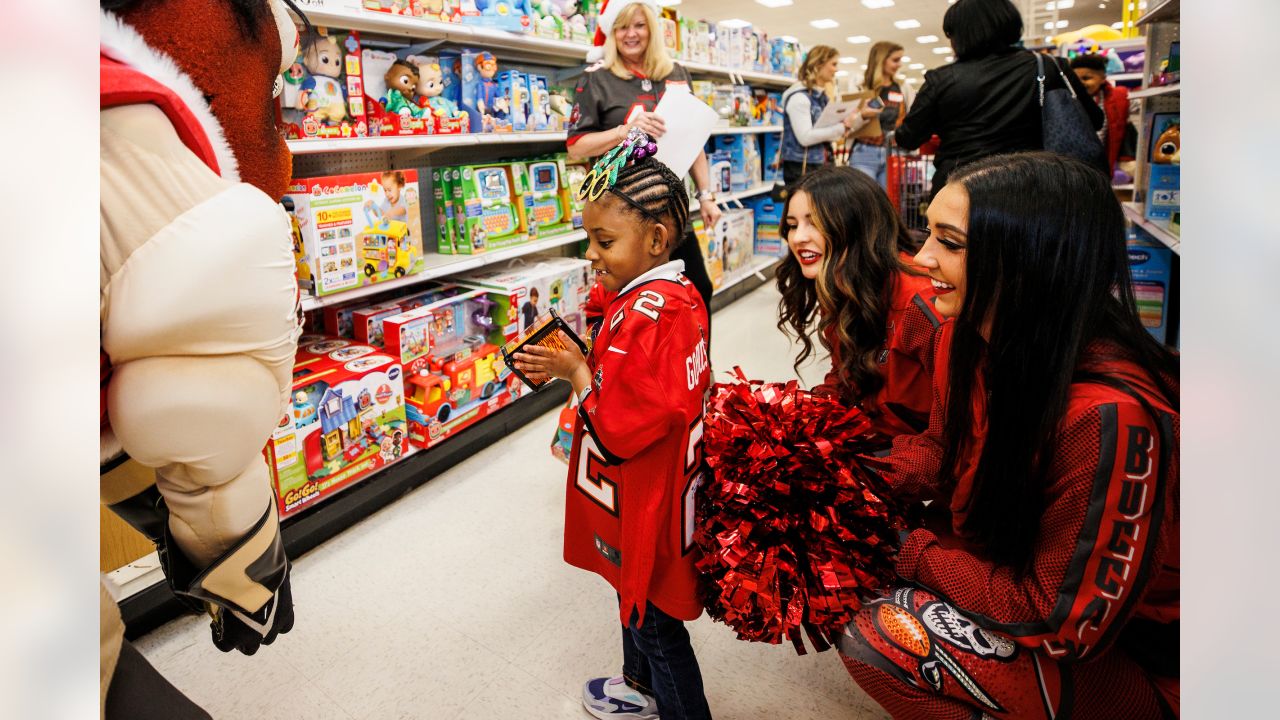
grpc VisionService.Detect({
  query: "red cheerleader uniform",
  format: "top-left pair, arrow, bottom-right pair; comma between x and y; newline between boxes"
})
842,323 -> 1180,719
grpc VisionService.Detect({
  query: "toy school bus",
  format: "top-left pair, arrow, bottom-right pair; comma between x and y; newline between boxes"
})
360,219 -> 415,279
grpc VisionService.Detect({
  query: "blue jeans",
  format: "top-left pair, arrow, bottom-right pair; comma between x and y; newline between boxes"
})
849,142 -> 888,189
621,601 -> 712,720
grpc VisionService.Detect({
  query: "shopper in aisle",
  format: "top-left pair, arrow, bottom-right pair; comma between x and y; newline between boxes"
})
837,152 -> 1180,719
566,0 -> 719,309
513,132 -> 714,720
845,42 -> 915,188
99,0 -> 305,717
779,45 -> 860,187
1071,53 -> 1136,176
893,0 -> 1104,198
776,166 -> 941,441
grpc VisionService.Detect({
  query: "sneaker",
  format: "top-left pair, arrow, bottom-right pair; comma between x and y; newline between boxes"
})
582,675 -> 659,719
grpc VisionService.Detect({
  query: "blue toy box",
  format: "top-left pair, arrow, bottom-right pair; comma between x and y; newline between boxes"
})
744,196 -> 785,257
497,69 -> 529,131
456,0 -> 534,32
1127,228 -> 1174,344
454,49 -> 511,133
761,132 -> 782,183
525,74 -> 553,130
707,150 -> 733,194
713,134 -> 762,192
1145,112 -> 1180,222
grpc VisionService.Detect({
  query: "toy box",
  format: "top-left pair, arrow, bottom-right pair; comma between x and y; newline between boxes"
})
770,37 -> 801,75
564,161 -> 588,228
267,338 -> 408,518
745,196 -> 785,257
360,49 -> 436,137
522,158 -> 574,237
1145,112 -> 1180,222
719,208 -> 756,276
456,49 -> 511,133
323,284 -> 457,339
428,167 -> 458,254
707,150 -> 733,194
691,218 -> 725,290
455,255 -> 592,343
525,74 -> 554,130
659,8 -> 679,58
497,69 -> 530,131
279,28 -> 369,140
713,133 -> 762,192
407,54 -> 470,133
761,132 -> 782,182
283,170 -> 425,297
454,0 -> 535,32
1127,229 -> 1175,344
455,163 -> 531,252
412,0 -> 459,22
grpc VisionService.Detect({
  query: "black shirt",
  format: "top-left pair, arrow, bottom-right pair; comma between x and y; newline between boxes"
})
895,49 -> 1104,197
567,63 -> 692,142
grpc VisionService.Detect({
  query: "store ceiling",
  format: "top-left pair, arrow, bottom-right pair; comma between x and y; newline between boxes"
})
664,0 -> 1131,87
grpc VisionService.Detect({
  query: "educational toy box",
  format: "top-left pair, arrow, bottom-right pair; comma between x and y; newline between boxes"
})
1145,112 -> 1180,222
324,283 -> 459,340
564,161 -> 589,228
454,0 -> 534,33
707,150 -> 733,194
691,218 -> 725,290
428,167 -> 458,254
382,286 -> 521,448
283,170 -> 426,297
745,196 -> 785,257
267,338 -> 408,518
761,132 -> 782,183
455,255 -> 592,344
361,0 -> 415,15
497,69 -> 530,131
455,163 -> 531,253
525,74 -> 555,131
522,158 -> 575,237
1127,228 -> 1175,344
713,134 -> 762,192
279,28 -> 369,140
719,208 -> 756,276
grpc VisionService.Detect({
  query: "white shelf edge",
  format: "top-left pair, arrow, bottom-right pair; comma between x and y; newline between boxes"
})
680,60 -> 795,87
300,229 -> 586,311
287,131 -> 569,155
1122,202 -> 1180,255
1130,83 -> 1180,100
715,255 -> 781,296
691,183 -> 775,212
1136,0 -> 1180,26
1111,73 -> 1144,83
710,125 -> 783,136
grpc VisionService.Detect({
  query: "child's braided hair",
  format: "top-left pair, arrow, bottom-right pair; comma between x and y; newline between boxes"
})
578,129 -> 690,247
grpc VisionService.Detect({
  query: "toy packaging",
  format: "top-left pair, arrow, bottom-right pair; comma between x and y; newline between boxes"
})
525,74 -> 555,130
713,133 -> 763,192
745,195 -> 785,257
719,208 -> 757,276
267,338 -> 408,518
361,50 -> 433,137
456,49 -> 511,133
770,37 -> 802,76
691,218 -> 725,290
279,28 -> 369,140
456,163 -> 531,252
1145,112 -> 1180,222
362,0 -> 415,15
497,69 -> 530,131
454,0 -> 535,33
707,150 -> 733,194
500,309 -> 589,390
283,170 -> 425,297
761,131 -> 783,182
659,7 -> 679,59
455,254 -> 592,344
564,161 -> 589,228
1127,228 -> 1175,343
522,158 -> 574,237
428,166 -> 459,254
323,284 -> 459,339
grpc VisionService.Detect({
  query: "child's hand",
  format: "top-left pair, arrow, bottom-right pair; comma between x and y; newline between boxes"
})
513,333 -> 591,393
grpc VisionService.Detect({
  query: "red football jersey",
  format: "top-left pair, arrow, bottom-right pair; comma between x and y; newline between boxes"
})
564,262 -> 711,626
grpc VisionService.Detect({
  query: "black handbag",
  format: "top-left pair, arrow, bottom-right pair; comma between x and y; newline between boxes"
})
1034,52 -> 1108,174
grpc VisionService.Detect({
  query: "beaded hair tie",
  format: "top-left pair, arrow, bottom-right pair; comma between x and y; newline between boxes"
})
577,128 -> 663,220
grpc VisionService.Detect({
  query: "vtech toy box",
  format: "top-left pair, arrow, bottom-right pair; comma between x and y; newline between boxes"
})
267,338 -> 408,518
1127,228 -> 1175,344
719,208 -> 757,277
283,170 -> 426,297
691,218 -> 725,290
744,196 -> 785,257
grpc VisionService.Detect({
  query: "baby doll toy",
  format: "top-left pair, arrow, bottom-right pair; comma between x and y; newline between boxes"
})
297,34 -> 348,126
411,58 -> 468,132
383,60 -> 426,119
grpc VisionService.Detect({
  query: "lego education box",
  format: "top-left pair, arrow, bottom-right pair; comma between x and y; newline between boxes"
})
283,170 -> 426,298
267,338 -> 408,518
1127,228 -> 1174,344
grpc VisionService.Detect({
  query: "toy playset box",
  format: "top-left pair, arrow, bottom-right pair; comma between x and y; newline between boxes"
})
497,69 -> 531,131
266,337 -> 408,518
283,170 -> 426,297
453,0 -> 535,32
707,150 -> 733,194
360,50 -> 469,136
454,163 -> 532,253
381,285 -> 522,448
691,218 -> 725,290
1127,228 -> 1175,344
331,283 -> 465,344
454,255 -> 592,345
521,158 -> 575,237
744,196 -> 785,257
1145,112 -> 1180,222
279,28 -> 369,140
449,48 -> 514,133
712,134 -> 763,192
719,208 -> 757,277
761,132 -> 783,183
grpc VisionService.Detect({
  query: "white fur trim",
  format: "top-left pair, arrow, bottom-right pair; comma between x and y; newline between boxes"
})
588,0 -> 660,65
100,10 -> 240,183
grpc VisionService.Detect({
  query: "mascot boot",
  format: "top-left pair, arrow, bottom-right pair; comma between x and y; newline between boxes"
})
100,0 -> 304,716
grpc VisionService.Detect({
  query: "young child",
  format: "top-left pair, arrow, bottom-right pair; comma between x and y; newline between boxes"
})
777,165 -> 943,442
513,130 -> 713,720
366,170 -> 409,223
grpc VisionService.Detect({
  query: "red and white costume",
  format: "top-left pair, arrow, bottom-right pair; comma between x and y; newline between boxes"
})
565,261 -> 711,626
841,323 -> 1180,718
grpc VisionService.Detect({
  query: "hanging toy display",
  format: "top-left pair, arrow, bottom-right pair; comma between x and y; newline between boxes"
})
694,369 -> 910,655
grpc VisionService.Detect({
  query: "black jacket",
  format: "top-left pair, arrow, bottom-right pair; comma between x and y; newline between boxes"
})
895,49 -> 1104,197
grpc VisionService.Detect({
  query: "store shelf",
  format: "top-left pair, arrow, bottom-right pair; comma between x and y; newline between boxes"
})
1112,183 -> 1135,191
679,60 -> 795,88
1123,202 -> 1180,254
710,125 -> 783,136
1111,73 -> 1144,84
1136,0 -> 1180,26
691,183 -> 775,212
300,229 -> 586,311
715,255 -> 782,297
287,130 -> 568,155
1130,83 -> 1180,100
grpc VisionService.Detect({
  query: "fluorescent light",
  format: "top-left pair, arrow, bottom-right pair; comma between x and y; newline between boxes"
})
754,0 -> 793,7
894,19 -> 921,29
909,63 -> 924,69
900,56 -> 911,62
810,19 -> 839,29
847,35 -> 871,44
905,77 -> 918,83
1111,21 -> 1124,28
932,47 -> 951,54
916,35 -> 939,43
839,56 -> 859,64
1045,20 -> 1069,29
656,0 -> 681,5
861,0 -> 895,8
1046,0 -> 1074,8
946,56 -> 954,62
835,70 -> 850,77
720,18 -> 753,28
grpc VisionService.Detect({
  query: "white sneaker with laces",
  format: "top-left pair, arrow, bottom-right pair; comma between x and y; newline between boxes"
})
582,675 -> 660,719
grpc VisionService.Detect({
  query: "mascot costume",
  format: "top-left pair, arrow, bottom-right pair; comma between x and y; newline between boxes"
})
100,0 -> 305,716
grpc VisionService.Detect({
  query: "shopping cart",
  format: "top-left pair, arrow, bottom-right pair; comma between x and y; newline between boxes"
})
887,145 -> 935,234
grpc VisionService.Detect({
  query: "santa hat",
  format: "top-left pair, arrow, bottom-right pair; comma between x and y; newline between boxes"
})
587,0 -> 662,64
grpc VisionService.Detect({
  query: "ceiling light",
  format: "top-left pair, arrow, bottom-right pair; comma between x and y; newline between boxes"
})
946,56 -> 954,62
894,19 -> 921,29
1046,0 -> 1074,8
1111,21 -> 1124,28
753,0 -> 793,7
861,0 -> 895,8
656,0 -> 681,5
932,47 -> 951,54
835,70 -> 850,77
900,56 -> 911,62
908,63 -> 924,69
839,56 -> 859,63
916,35 -> 939,43
720,18 -> 753,28
810,19 -> 839,29
847,35 -> 871,44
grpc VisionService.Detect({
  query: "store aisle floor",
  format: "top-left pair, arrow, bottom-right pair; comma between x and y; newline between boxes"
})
134,282 -> 890,720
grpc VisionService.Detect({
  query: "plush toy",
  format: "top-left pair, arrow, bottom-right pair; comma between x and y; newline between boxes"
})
383,59 -> 425,118
299,33 -> 348,124
1152,124 -> 1180,164
412,57 -> 466,119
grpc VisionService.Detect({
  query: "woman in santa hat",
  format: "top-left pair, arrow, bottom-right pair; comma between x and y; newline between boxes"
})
565,0 -> 720,311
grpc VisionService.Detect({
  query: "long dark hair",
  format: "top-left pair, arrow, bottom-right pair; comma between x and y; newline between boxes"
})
776,166 -> 918,403
940,152 -> 1179,571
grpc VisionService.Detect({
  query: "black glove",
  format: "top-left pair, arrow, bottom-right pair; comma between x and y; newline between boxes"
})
211,573 -> 295,655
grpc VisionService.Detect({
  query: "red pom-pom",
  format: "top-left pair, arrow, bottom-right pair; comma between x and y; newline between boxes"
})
694,369 -> 908,654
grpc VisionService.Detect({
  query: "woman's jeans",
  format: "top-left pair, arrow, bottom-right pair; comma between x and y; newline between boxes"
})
849,141 -> 888,189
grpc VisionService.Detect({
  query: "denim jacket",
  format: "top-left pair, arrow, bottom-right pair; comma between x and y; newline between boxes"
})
780,84 -> 831,164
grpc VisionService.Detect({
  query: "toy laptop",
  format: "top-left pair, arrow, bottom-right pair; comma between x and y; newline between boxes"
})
267,339 -> 407,518
284,170 -> 425,297
523,159 -> 574,237
278,28 -> 369,140
457,163 -> 530,253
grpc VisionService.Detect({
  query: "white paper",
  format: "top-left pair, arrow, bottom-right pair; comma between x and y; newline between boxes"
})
652,89 -> 721,178
814,96 -> 863,129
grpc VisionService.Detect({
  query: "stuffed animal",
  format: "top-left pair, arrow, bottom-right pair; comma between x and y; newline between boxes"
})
383,59 -> 425,118
299,34 -> 348,125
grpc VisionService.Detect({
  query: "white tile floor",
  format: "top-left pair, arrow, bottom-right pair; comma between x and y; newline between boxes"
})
134,282 -> 891,720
